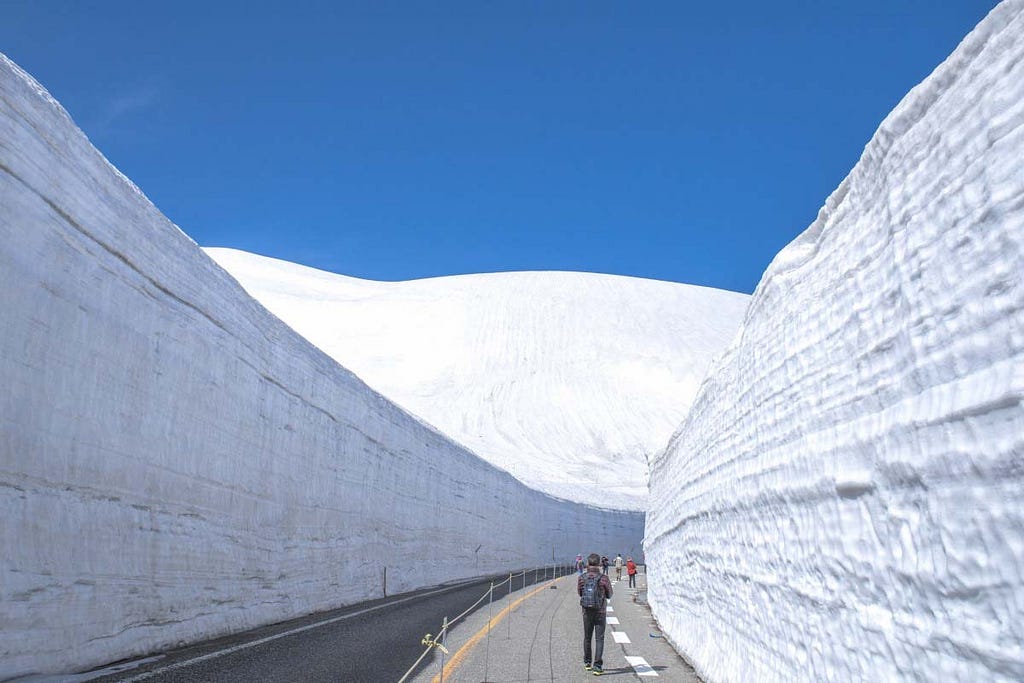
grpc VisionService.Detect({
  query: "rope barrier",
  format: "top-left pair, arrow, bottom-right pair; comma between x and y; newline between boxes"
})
397,564 -> 568,682
397,643 -> 434,683
447,584 -> 492,628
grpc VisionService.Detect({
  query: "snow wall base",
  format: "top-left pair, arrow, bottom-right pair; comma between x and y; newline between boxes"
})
645,3 -> 1024,682
0,55 -> 643,679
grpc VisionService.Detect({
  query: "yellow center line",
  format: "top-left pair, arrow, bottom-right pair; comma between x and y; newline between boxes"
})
430,576 -> 565,683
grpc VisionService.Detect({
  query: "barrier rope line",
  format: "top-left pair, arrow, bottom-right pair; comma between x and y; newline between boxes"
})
447,584 -> 492,628
430,574 -> 566,683
397,564 -> 568,682
397,643 -> 434,683
397,577 -> 498,683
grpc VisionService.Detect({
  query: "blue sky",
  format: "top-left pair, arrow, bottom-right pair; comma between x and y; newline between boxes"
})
2,1 -> 996,293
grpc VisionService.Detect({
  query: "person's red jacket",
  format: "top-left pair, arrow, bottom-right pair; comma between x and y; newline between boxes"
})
626,560 -> 637,575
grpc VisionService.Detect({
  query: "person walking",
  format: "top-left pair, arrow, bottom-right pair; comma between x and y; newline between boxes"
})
626,557 -> 637,588
614,553 -> 623,581
575,554 -> 585,575
578,553 -> 613,675
601,555 -> 609,575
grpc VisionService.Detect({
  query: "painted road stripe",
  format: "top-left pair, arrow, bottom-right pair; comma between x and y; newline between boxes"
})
606,605 -> 614,612
612,630 -> 631,644
625,655 -> 659,677
607,616 -> 620,625
119,579 -> 482,682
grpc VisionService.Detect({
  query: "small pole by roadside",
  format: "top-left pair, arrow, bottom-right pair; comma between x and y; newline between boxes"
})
507,572 -> 513,638
439,616 -> 448,683
485,582 -> 493,680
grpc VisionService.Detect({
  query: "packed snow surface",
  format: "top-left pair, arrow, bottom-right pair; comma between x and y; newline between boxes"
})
645,3 -> 1024,682
205,249 -> 749,511
0,54 -> 644,679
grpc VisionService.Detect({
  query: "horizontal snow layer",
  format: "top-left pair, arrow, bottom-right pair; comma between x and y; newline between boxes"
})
204,249 -> 749,511
646,3 -> 1024,682
0,55 -> 644,679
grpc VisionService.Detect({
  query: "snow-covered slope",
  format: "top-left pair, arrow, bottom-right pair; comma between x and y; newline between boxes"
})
203,250 -> 748,511
0,54 -> 644,680
645,3 -> 1024,681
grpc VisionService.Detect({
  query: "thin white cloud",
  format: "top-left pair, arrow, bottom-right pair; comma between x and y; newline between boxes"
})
93,83 -> 161,133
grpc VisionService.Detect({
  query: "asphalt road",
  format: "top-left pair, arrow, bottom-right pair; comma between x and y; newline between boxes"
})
87,567 -> 568,683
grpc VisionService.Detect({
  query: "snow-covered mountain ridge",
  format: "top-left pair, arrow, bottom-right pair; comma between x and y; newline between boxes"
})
645,2 -> 1024,681
205,248 -> 749,511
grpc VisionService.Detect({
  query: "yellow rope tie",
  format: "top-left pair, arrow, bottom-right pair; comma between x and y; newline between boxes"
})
421,632 -> 450,655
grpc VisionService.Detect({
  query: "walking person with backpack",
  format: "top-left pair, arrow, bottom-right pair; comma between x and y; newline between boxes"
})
578,553 -> 613,675
626,556 -> 637,588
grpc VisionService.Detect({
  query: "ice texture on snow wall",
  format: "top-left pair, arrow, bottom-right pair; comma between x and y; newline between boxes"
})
645,3 -> 1024,682
0,55 -> 643,679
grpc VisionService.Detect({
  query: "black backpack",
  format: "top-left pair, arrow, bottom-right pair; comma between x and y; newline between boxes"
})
580,572 -> 603,609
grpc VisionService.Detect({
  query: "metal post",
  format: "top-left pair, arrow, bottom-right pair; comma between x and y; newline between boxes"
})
485,582 -> 493,681
507,572 -> 513,638
440,616 -> 448,683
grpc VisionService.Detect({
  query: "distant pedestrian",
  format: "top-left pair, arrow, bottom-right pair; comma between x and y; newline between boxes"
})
626,557 -> 637,588
575,554 -> 585,575
614,553 -> 623,581
601,555 -> 609,574
578,553 -> 613,675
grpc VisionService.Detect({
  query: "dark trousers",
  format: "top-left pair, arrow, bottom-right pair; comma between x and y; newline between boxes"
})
628,573 -> 636,588
582,608 -> 606,666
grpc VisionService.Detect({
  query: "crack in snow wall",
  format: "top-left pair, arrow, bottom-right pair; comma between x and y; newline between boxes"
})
0,55 -> 644,680
645,3 -> 1024,682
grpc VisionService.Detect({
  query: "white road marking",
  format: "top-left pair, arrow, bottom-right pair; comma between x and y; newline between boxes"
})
612,630 -> 631,644
606,605 -> 614,612
606,616 -> 620,625
118,580 -> 480,681
625,655 -> 659,677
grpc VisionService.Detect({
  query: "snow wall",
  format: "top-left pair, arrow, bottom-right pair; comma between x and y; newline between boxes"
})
0,54 -> 644,679
645,3 -> 1024,682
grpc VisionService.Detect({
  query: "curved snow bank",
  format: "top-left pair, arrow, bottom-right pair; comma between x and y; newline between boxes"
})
204,249 -> 749,511
0,55 -> 643,679
645,3 -> 1024,682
